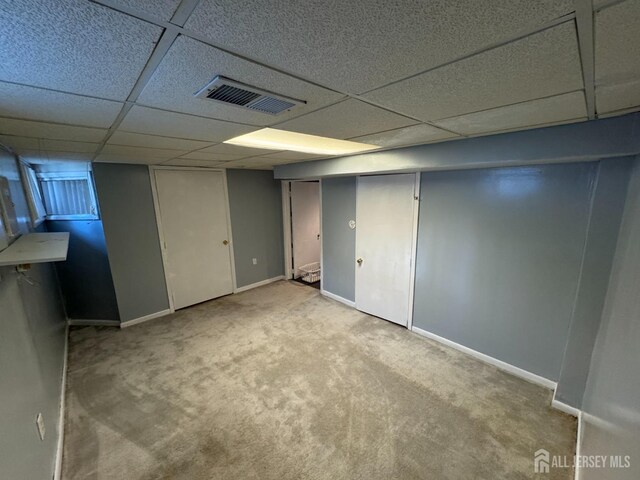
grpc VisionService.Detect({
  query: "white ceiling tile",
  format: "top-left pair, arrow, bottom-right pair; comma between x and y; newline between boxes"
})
275,99 -> 416,139
223,158 -> 276,169
184,0 -> 572,94
364,22 -> 583,122
433,91 -> 587,135
161,159 -> 229,167
137,36 -> 344,125
596,79 -> 640,114
101,145 -> 187,160
350,124 -> 458,148
0,117 -> 107,142
178,152 -> 245,161
0,0 -> 162,100
107,131 -> 212,151
107,0 -> 180,21
0,81 -> 122,128
194,143 -> 276,157
118,106 -> 258,142
19,151 -> 94,162
595,0 -> 640,86
0,136 -> 100,153
94,154 -> 166,165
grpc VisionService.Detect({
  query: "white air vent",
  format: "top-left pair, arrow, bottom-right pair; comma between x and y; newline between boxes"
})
194,76 -> 304,115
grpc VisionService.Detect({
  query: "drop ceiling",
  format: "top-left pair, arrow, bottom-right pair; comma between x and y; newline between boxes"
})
0,0 -> 638,170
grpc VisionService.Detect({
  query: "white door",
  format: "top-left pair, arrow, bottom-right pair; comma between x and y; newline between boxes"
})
154,169 -> 234,310
355,174 -> 418,326
291,181 -> 320,277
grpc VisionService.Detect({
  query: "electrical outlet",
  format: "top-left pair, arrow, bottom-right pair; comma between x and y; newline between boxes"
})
252,258 -> 258,265
36,413 -> 45,440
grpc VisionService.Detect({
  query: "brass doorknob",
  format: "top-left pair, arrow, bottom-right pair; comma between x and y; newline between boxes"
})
356,258 -> 363,265
223,240 -> 229,245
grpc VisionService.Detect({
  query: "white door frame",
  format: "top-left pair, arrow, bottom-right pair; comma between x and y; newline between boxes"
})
149,166 -> 238,313
355,172 -> 421,330
281,179 -> 322,282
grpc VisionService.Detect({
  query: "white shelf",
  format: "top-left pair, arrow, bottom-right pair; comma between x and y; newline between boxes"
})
0,232 -> 70,267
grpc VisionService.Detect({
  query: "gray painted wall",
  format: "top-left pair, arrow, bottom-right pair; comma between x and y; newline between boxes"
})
580,157 -> 640,480
321,177 -> 356,301
93,163 -> 169,322
226,169 -> 284,288
555,158 -> 633,407
413,163 -> 596,381
0,150 -> 67,479
47,219 -> 119,321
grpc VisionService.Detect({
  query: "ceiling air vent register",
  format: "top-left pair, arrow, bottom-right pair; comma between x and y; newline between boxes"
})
194,76 -> 304,115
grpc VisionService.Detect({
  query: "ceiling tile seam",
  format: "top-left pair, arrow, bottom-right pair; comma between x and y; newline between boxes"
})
360,13 -> 578,96
575,4 -> 596,119
341,123 -> 456,142
131,101 -> 267,128
88,0 -> 171,27
103,142 -> 196,152
426,89 -> 588,122
597,105 -> 640,119
594,0 -> 629,12
0,78 -> 127,104
169,0 -> 202,27
92,28 -> 180,161
0,114 -> 109,131
457,116 -> 590,138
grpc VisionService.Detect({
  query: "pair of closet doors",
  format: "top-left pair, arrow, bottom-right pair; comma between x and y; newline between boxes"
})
355,173 -> 420,328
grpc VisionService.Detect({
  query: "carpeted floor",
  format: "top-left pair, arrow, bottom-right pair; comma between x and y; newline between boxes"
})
62,281 -> 576,479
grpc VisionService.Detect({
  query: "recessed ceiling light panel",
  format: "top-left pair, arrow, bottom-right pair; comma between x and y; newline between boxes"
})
224,128 -> 381,156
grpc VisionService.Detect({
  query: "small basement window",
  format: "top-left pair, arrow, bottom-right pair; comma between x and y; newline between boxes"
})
36,171 -> 99,220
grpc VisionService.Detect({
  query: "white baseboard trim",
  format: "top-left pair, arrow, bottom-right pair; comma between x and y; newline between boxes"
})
67,319 -> 120,327
574,411 -> 583,480
551,398 -> 581,418
411,326 -> 557,390
234,275 -> 285,294
120,309 -> 172,329
54,323 -> 69,480
320,289 -> 356,308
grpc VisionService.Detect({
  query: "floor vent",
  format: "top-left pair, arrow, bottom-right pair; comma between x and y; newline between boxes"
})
194,76 -> 304,115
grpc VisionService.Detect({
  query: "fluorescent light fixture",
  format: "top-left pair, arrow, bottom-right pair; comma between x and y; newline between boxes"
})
223,128 -> 381,156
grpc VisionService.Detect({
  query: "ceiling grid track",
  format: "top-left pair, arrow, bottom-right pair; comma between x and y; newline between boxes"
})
575,0 -> 597,120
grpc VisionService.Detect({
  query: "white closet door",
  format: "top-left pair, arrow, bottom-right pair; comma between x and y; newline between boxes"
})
291,181 -> 320,277
154,169 -> 234,310
355,174 -> 418,326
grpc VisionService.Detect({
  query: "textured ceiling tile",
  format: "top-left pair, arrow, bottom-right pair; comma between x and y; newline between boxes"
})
178,152 -> 245,161
108,0 -> 181,20
223,158 -> 276,169
0,0 -> 162,100
138,36 -> 344,125
184,0 -> 572,93
161,159 -> 229,167
275,99 -> 416,139
107,131 -> 212,151
595,0 -> 640,86
596,79 -> 640,114
433,91 -> 587,135
94,154 -> 166,164
364,22 -> 583,121
118,106 -> 258,142
350,124 -> 458,148
0,117 -> 107,142
0,81 -> 122,128
195,143 -> 275,157
101,145 -> 187,160
0,135 -> 100,153
20,151 -> 94,162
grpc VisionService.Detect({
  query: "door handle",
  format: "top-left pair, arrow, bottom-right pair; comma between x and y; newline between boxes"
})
223,240 -> 229,245
356,258 -> 363,265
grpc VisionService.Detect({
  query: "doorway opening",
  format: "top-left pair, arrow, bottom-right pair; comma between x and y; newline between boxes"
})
282,180 -> 321,290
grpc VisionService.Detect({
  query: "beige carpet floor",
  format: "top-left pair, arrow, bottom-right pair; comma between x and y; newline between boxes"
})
62,281 -> 576,479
